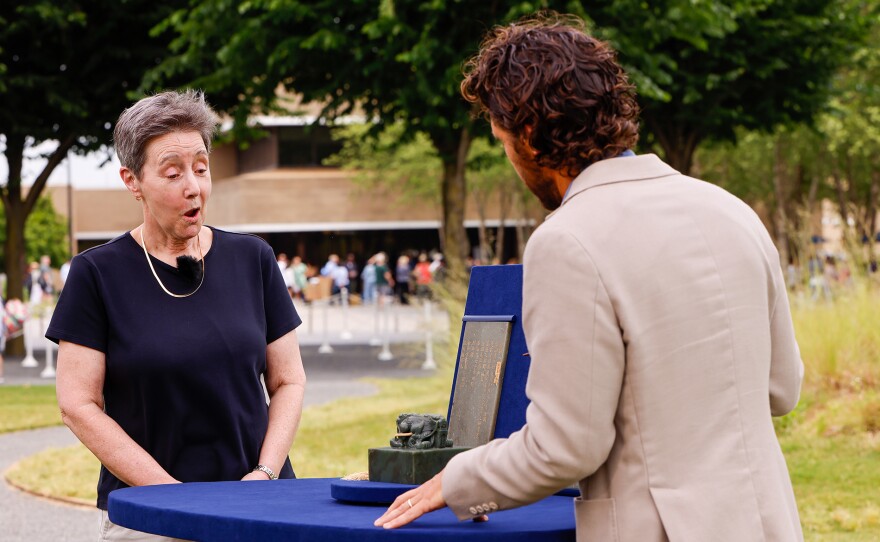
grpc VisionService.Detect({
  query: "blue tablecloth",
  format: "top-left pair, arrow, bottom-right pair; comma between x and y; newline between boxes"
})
109,478 -> 576,541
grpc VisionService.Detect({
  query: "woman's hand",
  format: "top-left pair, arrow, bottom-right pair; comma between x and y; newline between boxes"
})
241,470 -> 271,481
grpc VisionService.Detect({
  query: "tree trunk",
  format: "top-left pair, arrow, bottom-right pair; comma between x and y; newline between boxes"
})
1,134 -> 75,355
515,191 -> 531,261
438,127 -> 471,281
495,186 -> 511,263
645,115 -> 701,175
832,170 -> 849,236
772,139 -> 790,268
472,189 -> 491,264
2,135 -> 27,356
870,170 -> 880,243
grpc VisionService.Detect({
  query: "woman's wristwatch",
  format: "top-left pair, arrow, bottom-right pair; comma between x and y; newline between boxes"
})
253,464 -> 278,480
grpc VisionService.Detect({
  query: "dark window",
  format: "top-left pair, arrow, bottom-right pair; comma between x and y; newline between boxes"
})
277,126 -> 342,167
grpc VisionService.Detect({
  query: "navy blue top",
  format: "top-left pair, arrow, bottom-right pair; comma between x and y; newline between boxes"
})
47,227 -> 301,509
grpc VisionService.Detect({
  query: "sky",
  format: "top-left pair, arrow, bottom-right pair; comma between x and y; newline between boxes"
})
0,138 -> 124,191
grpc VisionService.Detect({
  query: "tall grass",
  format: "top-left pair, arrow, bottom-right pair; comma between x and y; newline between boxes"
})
791,283 -> 880,392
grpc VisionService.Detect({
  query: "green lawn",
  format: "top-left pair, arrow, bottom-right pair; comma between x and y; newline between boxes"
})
0,384 -> 61,433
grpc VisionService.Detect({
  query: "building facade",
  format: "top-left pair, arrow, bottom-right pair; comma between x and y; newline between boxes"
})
47,122 -> 541,268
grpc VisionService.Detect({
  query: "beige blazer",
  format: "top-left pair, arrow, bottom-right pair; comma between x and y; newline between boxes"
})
443,154 -> 804,541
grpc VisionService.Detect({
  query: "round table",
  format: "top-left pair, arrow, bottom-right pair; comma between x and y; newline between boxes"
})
108,478 -> 576,541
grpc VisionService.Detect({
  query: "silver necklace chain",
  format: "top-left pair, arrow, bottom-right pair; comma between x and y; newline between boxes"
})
140,228 -> 205,298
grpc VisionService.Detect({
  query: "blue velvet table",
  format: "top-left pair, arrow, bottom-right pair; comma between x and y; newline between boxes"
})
108,478 -> 576,541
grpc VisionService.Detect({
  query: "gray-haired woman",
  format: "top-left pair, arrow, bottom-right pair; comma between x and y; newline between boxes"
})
48,90 -> 307,541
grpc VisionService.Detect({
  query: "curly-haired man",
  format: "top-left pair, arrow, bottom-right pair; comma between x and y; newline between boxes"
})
377,13 -> 803,541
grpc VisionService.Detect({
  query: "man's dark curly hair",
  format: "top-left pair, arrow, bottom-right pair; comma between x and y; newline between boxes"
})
461,13 -> 640,177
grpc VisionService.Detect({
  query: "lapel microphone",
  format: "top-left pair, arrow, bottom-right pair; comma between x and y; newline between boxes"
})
177,255 -> 203,283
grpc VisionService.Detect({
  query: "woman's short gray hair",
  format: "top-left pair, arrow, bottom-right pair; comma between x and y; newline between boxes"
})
114,90 -> 219,179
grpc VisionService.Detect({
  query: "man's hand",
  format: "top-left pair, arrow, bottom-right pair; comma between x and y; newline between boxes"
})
374,471 -> 448,529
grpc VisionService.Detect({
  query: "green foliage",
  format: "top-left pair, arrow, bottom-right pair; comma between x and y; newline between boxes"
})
467,137 -> 518,194
0,196 -> 69,271
325,123 -> 442,206
813,11 -> 880,242
326,122 -> 523,207
149,0 -> 576,274
0,0 -> 179,153
0,0 -> 180,309
590,0 -> 869,172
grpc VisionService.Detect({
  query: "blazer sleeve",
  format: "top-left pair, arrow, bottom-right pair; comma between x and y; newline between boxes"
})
767,263 -> 804,416
442,227 -> 625,519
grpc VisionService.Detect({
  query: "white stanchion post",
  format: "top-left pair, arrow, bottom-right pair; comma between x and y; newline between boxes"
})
378,293 -> 393,361
307,297 -> 314,334
369,293 -> 382,346
41,316 -> 56,378
340,287 -> 353,340
318,299 -> 334,354
21,317 -> 38,367
421,299 -> 437,370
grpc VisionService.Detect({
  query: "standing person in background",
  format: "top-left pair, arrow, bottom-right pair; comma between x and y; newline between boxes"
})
361,256 -> 377,305
345,253 -> 360,295
39,255 -> 56,296
394,255 -> 411,305
24,262 -> 46,306
331,263 -> 350,297
374,252 -> 394,303
59,260 -> 72,291
276,253 -> 294,298
413,253 -> 433,300
290,256 -> 308,300
49,90 -> 307,542
276,252 -> 289,273
377,13 -> 803,541
320,254 -> 340,277
428,252 -> 445,283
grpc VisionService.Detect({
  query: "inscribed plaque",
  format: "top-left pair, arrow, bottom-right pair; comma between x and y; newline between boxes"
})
447,319 -> 513,448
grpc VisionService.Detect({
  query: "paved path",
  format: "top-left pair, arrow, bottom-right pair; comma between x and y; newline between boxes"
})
0,340 -> 439,542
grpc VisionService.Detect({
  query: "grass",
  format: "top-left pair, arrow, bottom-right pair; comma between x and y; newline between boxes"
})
6,444 -> 98,505
4,371 -> 455,503
4,285 -> 880,539
0,385 -> 61,433
291,373 -> 453,477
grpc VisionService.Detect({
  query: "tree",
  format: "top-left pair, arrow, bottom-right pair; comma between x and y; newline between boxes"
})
696,125 -> 829,268
0,196 -> 70,283
151,0 -> 862,278
589,0 -> 868,174
325,123 -> 443,211
328,122 -> 538,262
150,0 -> 571,278
0,0 -> 178,317
466,137 -> 537,263
817,15 -> 880,245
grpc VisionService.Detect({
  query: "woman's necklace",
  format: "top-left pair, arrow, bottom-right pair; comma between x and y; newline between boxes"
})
140,227 -> 205,298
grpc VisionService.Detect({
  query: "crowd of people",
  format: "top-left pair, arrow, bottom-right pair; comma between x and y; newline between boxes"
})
274,250 -> 446,305
786,252 -> 856,301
